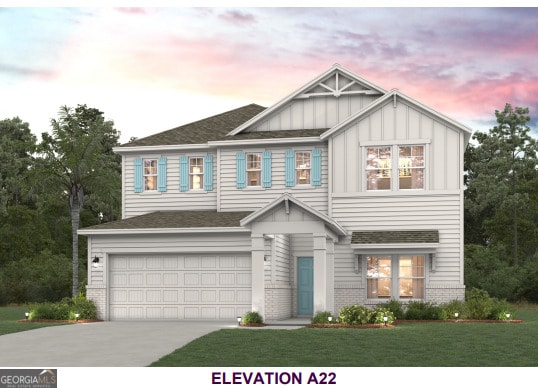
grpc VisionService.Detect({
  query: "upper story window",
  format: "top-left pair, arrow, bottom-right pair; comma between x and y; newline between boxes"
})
189,157 -> 204,190
295,151 -> 311,185
365,145 -> 425,191
143,159 -> 158,191
246,153 -> 262,187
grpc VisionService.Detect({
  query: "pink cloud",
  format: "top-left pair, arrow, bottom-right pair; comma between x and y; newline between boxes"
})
218,10 -> 257,25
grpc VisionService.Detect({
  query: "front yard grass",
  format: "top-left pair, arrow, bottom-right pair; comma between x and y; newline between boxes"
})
151,304 -> 538,367
0,306 -> 69,335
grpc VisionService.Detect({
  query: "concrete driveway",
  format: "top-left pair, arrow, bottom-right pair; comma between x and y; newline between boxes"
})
0,320 -> 233,367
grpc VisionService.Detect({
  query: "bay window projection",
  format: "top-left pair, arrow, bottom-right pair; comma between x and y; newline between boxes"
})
295,151 -> 311,185
143,159 -> 157,191
366,255 -> 425,299
246,153 -> 262,187
189,157 -> 204,190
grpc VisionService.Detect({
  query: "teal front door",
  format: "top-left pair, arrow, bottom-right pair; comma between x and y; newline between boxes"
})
297,257 -> 313,316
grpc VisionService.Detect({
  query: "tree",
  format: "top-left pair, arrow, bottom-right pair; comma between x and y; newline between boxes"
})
0,117 -> 37,213
465,103 -> 538,265
38,105 -> 121,296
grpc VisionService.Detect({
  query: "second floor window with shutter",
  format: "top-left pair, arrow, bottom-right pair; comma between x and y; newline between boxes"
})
189,157 -> 204,190
295,151 -> 311,185
246,153 -> 262,187
144,159 -> 158,191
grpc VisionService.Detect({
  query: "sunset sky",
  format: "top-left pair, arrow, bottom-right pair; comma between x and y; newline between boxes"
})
2,5 -> 538,144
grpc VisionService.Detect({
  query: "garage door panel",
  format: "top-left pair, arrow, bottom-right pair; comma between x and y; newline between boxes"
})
109,254 -> 252,320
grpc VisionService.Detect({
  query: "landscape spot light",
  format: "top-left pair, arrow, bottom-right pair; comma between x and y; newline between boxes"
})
25,312 -> 29,320
454,312 -> 459,320
383,315 -> 388,326
75,313 -> 80,322
237,316 -> 242,326
506,313 -> 511,320
328,316 -> 333,323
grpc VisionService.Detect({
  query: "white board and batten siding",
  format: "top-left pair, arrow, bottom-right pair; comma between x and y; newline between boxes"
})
122,150 -> 218,218
219,144 -> 329,214
331,99 -> 464,193
247,94 -> 379,132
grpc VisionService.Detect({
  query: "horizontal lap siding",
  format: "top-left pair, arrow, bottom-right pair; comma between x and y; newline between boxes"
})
332,193 -> 462,283
219,145 -> 329,213
123,151 -> 217,218
275,234 -> 291,284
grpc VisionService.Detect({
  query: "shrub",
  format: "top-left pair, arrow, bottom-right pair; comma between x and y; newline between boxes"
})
369,307 -> 395,325
242,311 -> 263,324
489,298 -> 515,320
404,301 -> 442,320
339,305 -> 370,325
311,311 -> 335,324
465,288 -> 493,319
440,299 -> 465,320
27,294 -> 97,320
377,300 -> 405,320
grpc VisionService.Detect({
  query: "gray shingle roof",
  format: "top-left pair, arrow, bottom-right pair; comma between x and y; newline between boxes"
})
351,230 -> 439,244
120,104 -> 328,147
81,211 -> 253,230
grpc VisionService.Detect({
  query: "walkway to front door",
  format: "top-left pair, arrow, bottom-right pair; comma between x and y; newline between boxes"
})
297,257 -> 313,316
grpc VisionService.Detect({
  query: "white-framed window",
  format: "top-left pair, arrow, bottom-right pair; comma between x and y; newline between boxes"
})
143,159 -> 158,191
246,153 -> 262,187
365,144 -> 425,191
189,157 -> 204,190
366,255 -> 425,300
295,151 -> 311,185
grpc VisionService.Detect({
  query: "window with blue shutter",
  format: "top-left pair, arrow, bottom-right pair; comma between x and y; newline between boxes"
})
204,155 -> 214,191
236,152 -> 246,189
134,157 -> 143,193
312,148 -> 322,186
285,150 -> 295,187
157,156 -> 167,192
179,155 -> 189,192
262,151 -> 272,188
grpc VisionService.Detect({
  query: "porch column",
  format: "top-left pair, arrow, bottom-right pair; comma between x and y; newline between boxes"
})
251,233 -> 265,319
313,233 -> 334,313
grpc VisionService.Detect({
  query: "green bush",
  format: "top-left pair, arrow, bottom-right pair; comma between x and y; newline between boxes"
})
489,298 -> 515,320
377,300 -> 405,320
28,294 -> 97,320
369,307 -> 395,325
241,311 -> 263,324
339,305 -> 370,325
311,311 -> 335,324
404,301 -> 442,320
465,288 -> 493,319
440,299 -> 465,320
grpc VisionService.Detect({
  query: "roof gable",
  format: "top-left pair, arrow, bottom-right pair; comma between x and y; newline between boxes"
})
321,89 -> 473,143
227,64 -> 386,136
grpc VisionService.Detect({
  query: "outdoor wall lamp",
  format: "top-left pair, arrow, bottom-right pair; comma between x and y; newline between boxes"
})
237,316 -> 242,326
92,256 -> 100,268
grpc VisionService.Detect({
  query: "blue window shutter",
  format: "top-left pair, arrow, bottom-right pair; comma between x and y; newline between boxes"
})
204,155 -> 214,191
236,152 -> 246,189
179,156 -> 189,192
312,148 -> 322,186
134,157 -> 143,193
157,156 -> 167,192
262,151 -> 272,188
285,150 -> 295,187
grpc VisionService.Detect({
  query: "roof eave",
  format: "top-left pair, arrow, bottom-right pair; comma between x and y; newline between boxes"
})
78,227 -> 249,236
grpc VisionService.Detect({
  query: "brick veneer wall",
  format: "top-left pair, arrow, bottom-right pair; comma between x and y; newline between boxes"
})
264,284 -> 293,320
86,284 -> 107,320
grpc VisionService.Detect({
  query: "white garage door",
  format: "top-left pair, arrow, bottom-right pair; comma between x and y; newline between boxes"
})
109,254 -> 252,320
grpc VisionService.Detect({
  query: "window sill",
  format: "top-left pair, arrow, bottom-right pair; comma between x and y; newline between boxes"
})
243,186 -> 266,191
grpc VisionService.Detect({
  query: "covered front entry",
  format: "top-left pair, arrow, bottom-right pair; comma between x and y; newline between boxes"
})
297,257 -> 314,316
240,194 -> 347,320
108,254 -> 251,320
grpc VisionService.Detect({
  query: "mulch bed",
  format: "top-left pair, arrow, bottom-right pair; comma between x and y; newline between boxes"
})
239,323 -> 267,327
17,319 -> 103,324
307,319 -> 522,328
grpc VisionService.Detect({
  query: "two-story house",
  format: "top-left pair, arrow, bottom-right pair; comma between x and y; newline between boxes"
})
79,64 -> 472,321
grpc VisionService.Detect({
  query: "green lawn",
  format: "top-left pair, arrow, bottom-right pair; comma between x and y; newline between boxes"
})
151,304 -> 538,367
0,306 -> 69,335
